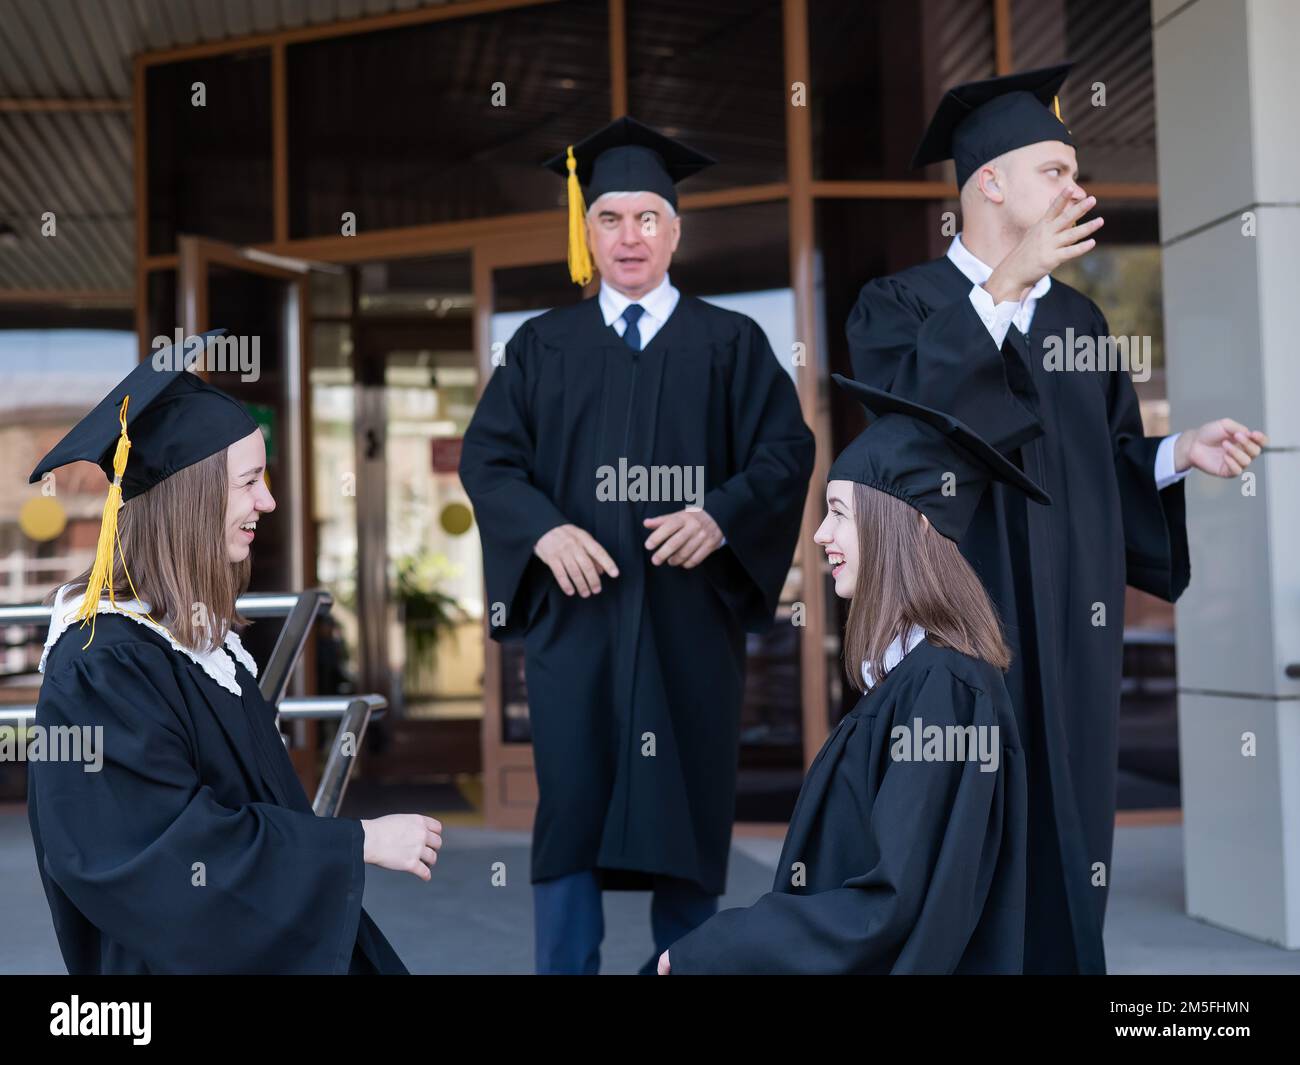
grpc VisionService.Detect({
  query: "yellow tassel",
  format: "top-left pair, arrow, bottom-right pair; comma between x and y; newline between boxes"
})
1052,94 -> 1072,135
565,146 -> 594,287
74,396 -> 153,649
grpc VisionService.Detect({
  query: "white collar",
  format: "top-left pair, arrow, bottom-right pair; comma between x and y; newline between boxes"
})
947,234 -> 1052,303
39,583 -> 259,697
598,272 -> 678,328
861,625 -> 927,690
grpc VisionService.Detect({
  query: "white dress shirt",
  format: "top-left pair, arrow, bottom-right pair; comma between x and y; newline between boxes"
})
599,272 -> 680,348
598,271 -> 724,544
861,625 -> 928,690
948,235 -> 1188,492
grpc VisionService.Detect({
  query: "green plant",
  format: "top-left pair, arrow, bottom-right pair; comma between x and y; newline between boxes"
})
393,552 -> 464,666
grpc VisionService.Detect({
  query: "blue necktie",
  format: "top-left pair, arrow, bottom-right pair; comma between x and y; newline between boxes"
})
620,304 -> 645,351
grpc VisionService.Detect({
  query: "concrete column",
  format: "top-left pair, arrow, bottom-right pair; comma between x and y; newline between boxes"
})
1153,0 -> 1300,948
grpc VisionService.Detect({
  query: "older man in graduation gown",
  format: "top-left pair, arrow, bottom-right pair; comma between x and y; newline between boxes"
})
845,65 -> 1268,973
459,117 -> 814,974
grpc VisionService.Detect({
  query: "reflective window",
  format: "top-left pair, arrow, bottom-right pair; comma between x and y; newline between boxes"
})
1011,0 -> 1157,184
145,52 -> 273,254
286,2 -> 610,236
627,0 -> 787,192
810,0 -> 994,182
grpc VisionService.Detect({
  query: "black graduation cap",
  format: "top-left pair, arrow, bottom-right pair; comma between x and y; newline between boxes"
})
542,116 -> 715,285
29,329 -> 260,645
543,115 -> 714,211
30,329 -> 258,501
828,374 -> 1050,543
911,63 -> 1074,190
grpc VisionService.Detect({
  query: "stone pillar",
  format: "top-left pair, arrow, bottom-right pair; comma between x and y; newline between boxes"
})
1153,0 -> 1300,947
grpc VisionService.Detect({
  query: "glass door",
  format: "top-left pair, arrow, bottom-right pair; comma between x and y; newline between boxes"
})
308,253 -> 486,795
353,320 -> 481,718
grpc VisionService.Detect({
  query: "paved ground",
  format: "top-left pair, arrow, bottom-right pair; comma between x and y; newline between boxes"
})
4,803 -> 1297,975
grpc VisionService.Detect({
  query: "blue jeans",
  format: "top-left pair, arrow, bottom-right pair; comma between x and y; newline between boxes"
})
533,869 -> 718,975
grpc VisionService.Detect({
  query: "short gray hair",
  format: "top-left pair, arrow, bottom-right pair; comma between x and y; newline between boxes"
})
586,190 -> 678,219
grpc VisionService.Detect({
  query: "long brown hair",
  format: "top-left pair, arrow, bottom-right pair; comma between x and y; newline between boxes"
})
843,482 -> 1009,692
49,447 -> 250,653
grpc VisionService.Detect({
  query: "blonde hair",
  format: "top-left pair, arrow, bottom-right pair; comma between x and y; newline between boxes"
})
51,447 -> 250,653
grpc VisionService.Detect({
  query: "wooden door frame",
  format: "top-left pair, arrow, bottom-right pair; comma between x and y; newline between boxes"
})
472,228 -> 582,830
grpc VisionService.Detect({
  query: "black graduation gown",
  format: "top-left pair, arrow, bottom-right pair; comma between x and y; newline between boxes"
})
27,612 -> 407,975
846,256 -> 1190,973
459,295 -> 814,895
668,639 -> 1027,974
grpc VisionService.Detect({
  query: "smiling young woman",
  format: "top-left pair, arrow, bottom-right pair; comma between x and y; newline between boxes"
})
662,376 -> 1041,975
26,338 -> 435,976
51,443 -> 257,653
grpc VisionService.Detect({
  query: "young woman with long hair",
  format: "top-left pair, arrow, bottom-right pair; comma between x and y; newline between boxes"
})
661,376 -> 1048,974
27,341 -> 435,974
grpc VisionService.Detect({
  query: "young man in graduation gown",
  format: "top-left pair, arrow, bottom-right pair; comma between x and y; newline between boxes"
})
845,65 -> 1268,973
459,117 -> 814,974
